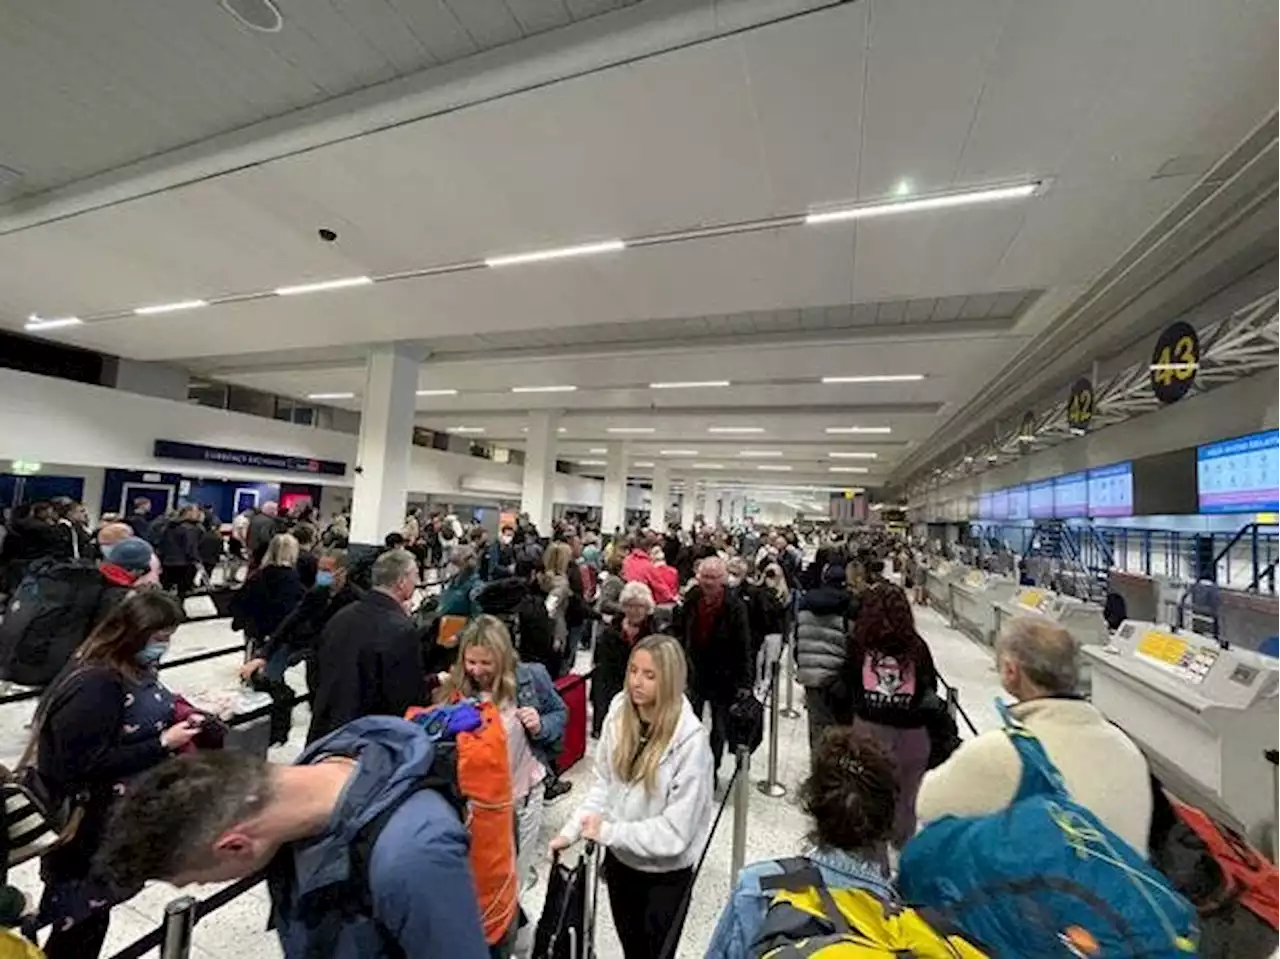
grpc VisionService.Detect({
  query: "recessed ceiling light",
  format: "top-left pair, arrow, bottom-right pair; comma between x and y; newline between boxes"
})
134,299 -> 209,316
449,426 -> 486,434
589,448 -> 607,454
275,275 -> 373,296
511,385 -> 577,394
659,449 -> 700,456
820,374 -> 924,384
307,392 -> 356,400
634,461 -> 655,468
416,388 -> 458,397
829,466 -> 869,474
708,427 -> 764,434
692,463 -> 725,469
828,452 -> 878,459
893,179 -> 913,197
806,182 -> 1039,226
738,450 -> 784,458
578,460 -> 607,466
649,380 -> 731,389
757,465 -> 793,472
607,427 -> 656,434
25,314 -> 82,331
485,239 -> 625,268
825,427 -> 892,435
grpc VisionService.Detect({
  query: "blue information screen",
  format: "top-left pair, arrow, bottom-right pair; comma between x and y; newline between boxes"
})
1006,485 -> 1029,520
1029,479 -> 1055,519
1053,472 -> 1088,518
978,493 -> 994,520
1197,430 -> 1280,513
1088,462 -> 1134,518
991,488 -> 1009,520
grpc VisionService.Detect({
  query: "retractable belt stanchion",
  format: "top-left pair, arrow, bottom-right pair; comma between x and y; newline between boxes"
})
756,659 -> 787,798
731,744 -> 751,880
779,638 -> 800,720
1264,747 -> 1274,865
159,897 -> 197,959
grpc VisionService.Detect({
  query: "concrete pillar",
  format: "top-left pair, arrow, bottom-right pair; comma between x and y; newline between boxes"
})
520,410 -> 560,534
648,462 -> 670,531
350,345 -> 417,544
702,488 -> 719,527
680,484 -> 697,531
602,443 -> 627,535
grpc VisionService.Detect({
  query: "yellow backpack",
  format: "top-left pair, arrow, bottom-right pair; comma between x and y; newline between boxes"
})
752,858 -> 989,959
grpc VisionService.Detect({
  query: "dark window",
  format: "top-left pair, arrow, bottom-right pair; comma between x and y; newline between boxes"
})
293,406 -> 315,426
187,380 -> 229,409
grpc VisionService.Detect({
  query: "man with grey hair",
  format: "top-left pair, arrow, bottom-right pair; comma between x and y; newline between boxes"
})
307,548 -> 426,743
916,617 -> 1153,853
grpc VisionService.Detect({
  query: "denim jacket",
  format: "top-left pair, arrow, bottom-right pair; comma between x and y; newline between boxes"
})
705,846 -> 895,959
514,662 -> 568,770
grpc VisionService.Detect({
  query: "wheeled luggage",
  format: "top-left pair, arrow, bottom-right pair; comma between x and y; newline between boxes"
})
533,841 -> 599,959
554,672 -> 589,774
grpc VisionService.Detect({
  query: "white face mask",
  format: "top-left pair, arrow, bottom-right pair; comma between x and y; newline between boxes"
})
500,535 -> 513,545
727,575 -> 742,588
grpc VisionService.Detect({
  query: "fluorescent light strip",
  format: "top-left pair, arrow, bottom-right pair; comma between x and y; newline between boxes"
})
692,463 -> 725,469
820,374 -> 924,384
577,460 -> 607,466
25,315 -> 82,331
738,450 -> 784,458
511,385 -> 577,394
660,449 -> 700,456
607,427 -> 655,434
825,427 -> 892,435
307,392 -> 356,400
708,427 -> 764,434
416,388 -> 459,396
634,461 -> 655,468
134,299 -> 209,315
828,452 -> 878,459
806,182 -> 1039,226
649,380 -> 731,389
757,465 -> 793,472
1148,363 -> 1200,372
275,276 -> 373,296
829,466 -> 869,474
485,240 -> 625,268
589,448 -> 608,454
449,426 -> 486,434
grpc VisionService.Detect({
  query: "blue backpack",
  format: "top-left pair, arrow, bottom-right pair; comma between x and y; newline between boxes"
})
899,702 -> 1199,958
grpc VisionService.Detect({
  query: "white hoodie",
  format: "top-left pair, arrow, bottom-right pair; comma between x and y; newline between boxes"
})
560,693 -> 714,873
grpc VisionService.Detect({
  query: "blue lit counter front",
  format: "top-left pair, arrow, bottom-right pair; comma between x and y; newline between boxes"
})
1083,621 -> 1279,853
946,570 -> 1019,647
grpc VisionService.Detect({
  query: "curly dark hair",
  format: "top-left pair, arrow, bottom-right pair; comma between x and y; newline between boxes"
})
851,581 -> 919,655
798,726 -> 898,853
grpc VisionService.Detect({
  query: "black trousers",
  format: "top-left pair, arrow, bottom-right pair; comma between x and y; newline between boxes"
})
604,852 -> 693,959
41,909 -> 109,959
161,564 -> 196,597
687,688 -> 732,772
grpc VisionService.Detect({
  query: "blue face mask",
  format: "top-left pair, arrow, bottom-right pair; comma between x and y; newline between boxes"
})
315,570 -> 335,588
136,641 -> 168,666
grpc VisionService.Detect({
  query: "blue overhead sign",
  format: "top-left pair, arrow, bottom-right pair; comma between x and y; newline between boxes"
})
152,440 -> 346,477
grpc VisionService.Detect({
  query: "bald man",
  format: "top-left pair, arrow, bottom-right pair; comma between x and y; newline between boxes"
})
96,522 -> 134,555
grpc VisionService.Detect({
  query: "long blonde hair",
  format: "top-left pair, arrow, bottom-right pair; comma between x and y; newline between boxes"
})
443,614 -> 519,707
613,634 -> 688,793
264,533 -> 299,568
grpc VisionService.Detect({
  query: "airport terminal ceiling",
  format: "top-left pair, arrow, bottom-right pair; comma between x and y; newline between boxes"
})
1,0 -> 1276,500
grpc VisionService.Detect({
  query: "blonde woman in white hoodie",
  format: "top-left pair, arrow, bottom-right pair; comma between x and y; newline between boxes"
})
551,634 -> 714,959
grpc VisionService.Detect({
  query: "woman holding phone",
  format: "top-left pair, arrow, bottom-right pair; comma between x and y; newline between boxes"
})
551,634 -> 714,959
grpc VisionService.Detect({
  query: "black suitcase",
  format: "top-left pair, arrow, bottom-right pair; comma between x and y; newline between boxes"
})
534,841 -> 599,959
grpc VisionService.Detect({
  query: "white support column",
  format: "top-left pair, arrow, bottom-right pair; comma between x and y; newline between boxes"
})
350,345 -> 418,544
648,462 -> 670,531
680,483 -> 697,531
601,443 -> 627,535
521,410 -> 560,534
702,488 -> 719,527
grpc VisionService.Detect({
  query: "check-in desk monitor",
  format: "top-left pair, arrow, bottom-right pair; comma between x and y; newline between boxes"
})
1083,621 -> 1279,847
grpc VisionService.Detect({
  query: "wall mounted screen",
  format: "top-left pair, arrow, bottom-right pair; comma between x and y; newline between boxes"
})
1029,479 -> 1055,519
978,492 -> 994,520
1053,472 -> 1088,518
1197,429 -> 1280,513
1006,485 -> 1029,520
1087,462 -> 1134,518
991,488 -> 1010,520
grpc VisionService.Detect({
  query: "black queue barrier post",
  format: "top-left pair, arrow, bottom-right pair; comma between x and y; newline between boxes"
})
730,744 -> 751,880
160,897 -> 197,959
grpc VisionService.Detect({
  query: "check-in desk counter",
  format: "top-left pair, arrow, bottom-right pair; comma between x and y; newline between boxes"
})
1083,621 -> 1279,850
947,571 -> 1019,646
993,588 -> 1110,678
925,562 -> 965,614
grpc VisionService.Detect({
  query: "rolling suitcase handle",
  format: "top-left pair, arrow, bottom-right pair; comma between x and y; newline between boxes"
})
580,840 -> 599,959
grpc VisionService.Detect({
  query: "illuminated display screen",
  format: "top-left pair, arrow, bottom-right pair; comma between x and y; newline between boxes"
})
1088,462 -> 1133,518
1197,430 -> 1279,513
1053,472 -> 1088,518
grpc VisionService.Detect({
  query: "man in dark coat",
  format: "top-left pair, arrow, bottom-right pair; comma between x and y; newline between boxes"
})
307,549 -> 425,744
674,555 -> 753,785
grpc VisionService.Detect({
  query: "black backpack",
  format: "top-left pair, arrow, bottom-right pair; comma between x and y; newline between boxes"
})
0,559 -> 106,687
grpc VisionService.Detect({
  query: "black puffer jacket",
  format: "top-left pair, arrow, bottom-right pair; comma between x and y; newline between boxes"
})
795,583 -> 855,688
474,577 -> 556,669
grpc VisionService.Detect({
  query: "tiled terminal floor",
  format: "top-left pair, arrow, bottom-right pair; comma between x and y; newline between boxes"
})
0,606 -> 1006,958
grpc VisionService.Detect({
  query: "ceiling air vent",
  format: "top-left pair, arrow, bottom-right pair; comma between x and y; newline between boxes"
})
219,0 -> 283,33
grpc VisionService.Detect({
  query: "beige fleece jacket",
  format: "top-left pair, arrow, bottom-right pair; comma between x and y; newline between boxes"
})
916,697 -> 1153,855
